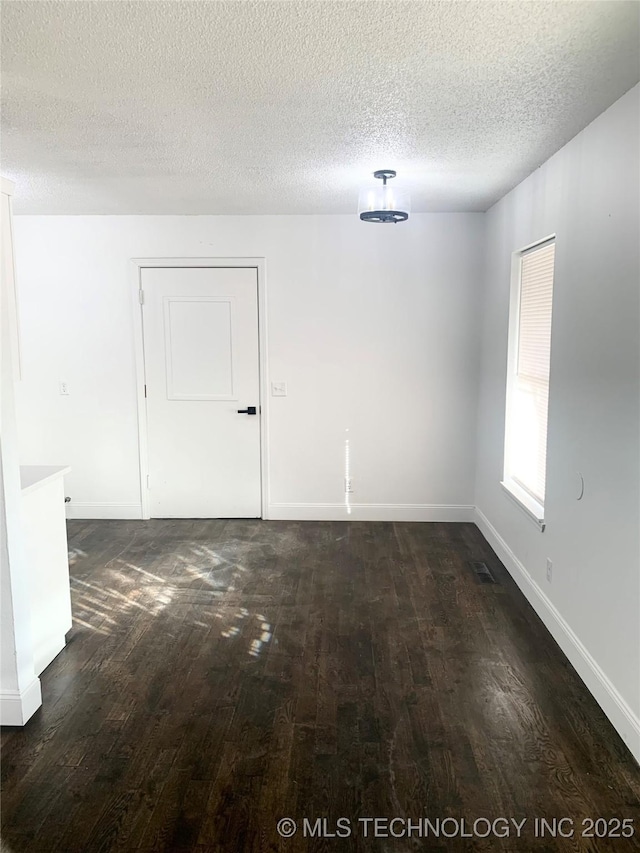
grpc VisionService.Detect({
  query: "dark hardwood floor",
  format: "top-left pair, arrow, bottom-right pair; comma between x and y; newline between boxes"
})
2,520 -> 639,852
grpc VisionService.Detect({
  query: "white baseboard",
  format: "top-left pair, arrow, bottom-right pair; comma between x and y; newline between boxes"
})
65,502 -> 143,520
474,507 -> 640,764
0,678 -> 42,726
267,503 -> 475,522
65,502 -> 474,522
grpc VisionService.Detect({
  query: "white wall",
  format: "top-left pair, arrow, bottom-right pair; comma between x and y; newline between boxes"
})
475,85 -> 640,760
13,213 -> 484,520
1,179 -> 42,725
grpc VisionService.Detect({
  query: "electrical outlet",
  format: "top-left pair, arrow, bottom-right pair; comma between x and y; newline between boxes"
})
546,558 -> 553,583
345,477 -> 353,494
59,381 -> 69,396
271,381 -> 287,397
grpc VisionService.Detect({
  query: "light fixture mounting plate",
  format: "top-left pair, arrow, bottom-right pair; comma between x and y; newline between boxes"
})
373,169 -> 397,182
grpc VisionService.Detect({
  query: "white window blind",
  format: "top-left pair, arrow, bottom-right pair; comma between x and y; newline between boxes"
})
506,239 -> 555,506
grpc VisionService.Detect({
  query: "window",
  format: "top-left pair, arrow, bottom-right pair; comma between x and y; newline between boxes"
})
503,237 -> 555,526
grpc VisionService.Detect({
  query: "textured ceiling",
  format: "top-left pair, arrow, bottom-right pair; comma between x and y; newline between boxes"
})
2,0 -> 639,214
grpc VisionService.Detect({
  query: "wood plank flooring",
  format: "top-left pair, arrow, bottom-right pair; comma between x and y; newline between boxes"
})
2,520 -> 639,852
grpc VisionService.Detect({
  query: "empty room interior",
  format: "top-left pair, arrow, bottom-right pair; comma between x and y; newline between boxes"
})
1,1 -> 640,851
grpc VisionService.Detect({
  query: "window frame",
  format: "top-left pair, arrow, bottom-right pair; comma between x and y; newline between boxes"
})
502,234 -> 556,532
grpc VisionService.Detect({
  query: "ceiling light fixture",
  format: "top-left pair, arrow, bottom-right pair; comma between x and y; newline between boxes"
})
358,169 -> 410,223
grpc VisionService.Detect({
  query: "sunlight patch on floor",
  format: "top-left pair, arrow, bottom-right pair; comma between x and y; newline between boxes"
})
68,538 -> 277,658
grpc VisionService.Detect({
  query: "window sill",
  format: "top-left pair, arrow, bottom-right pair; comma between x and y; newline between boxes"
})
500,480 -> 545,531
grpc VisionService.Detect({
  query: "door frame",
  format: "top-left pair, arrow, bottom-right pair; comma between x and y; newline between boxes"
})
130,257 -> 270,520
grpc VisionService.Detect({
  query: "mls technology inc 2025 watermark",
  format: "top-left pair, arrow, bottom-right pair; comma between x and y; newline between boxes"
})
276,816 -> 635,840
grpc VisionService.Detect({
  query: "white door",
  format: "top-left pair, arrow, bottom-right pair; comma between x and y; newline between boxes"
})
141,267 -> 261,518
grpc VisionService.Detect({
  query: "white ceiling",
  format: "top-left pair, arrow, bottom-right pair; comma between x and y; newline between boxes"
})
2,1 -> 639,215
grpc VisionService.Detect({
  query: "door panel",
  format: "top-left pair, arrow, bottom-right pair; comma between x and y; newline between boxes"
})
164,297 -> 235,399
142,267 -> 261,518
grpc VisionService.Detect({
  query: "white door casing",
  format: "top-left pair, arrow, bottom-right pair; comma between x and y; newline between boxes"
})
140,265 -> 262,518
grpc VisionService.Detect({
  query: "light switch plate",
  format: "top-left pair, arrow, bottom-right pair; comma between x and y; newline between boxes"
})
271,381 -> 287,397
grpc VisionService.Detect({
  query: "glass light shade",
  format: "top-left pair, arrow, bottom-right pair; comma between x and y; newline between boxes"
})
358,183 -> 410,223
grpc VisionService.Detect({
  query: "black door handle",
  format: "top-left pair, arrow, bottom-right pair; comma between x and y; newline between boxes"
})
237,406 -> 257,415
